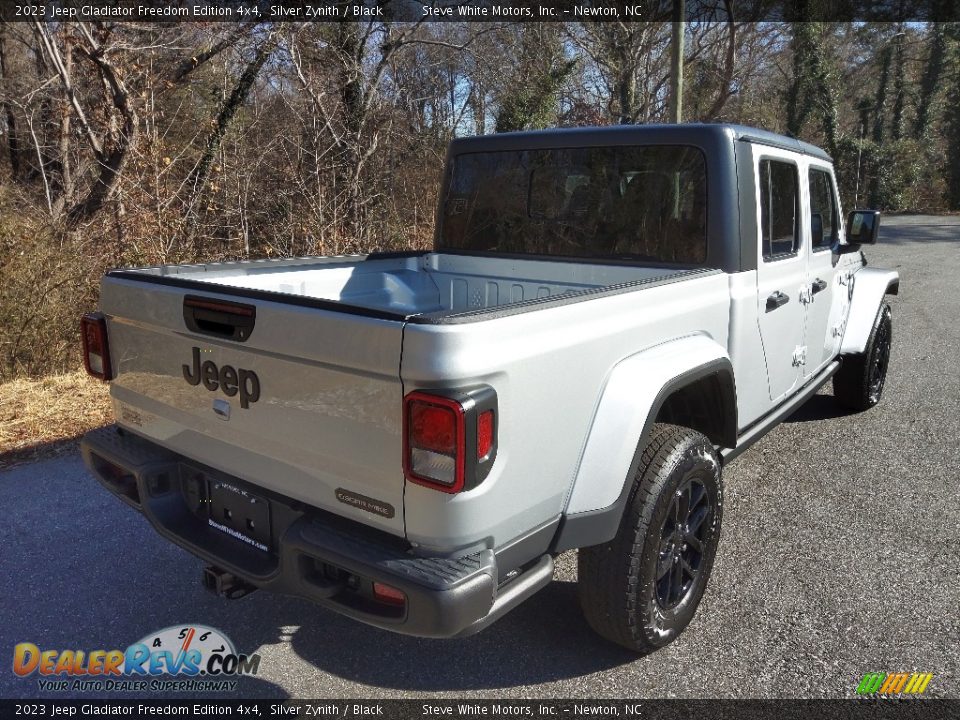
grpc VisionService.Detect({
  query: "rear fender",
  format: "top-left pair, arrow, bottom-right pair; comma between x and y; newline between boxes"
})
553,335 -> 735,551
840,267 -> 899,355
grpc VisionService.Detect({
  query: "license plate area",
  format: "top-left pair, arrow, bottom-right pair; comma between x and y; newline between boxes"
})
207,479 -> 272,553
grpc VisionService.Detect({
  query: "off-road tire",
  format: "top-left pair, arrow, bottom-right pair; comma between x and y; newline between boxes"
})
578,424 -> 723,654
833,303 -> 893,412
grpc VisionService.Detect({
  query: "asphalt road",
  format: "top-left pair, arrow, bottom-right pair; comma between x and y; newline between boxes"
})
1,215 -> 958,700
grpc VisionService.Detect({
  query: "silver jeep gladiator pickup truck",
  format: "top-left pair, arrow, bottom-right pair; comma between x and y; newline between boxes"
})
81,124 -> 899,653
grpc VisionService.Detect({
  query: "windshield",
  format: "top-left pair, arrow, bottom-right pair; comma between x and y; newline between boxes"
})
439,145 -> 708,264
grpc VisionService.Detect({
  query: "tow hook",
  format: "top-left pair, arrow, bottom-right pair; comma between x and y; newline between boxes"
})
202,565 -> 257,599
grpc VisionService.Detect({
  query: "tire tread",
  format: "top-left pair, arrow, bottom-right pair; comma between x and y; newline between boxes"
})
833,303 -> 892,411
578,423 -> 719,653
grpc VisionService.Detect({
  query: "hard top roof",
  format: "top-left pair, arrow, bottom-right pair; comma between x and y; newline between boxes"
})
448,123 -> 832,162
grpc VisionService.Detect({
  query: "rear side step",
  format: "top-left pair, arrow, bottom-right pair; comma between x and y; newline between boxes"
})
82,426 -> 178,511
454,553 -> 555,638
202,565 -> 258,599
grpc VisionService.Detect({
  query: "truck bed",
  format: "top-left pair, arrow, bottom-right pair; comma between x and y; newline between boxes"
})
118,252 -> 698,321
99,251 -> 722,544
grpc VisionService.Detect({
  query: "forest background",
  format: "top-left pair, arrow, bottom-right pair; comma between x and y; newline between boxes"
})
2,7 -> 959,379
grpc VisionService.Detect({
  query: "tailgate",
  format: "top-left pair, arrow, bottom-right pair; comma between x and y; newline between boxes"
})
99,275 -> 406,536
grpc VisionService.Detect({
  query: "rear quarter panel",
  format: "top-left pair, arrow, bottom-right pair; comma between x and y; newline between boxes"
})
400,271 -> 731,554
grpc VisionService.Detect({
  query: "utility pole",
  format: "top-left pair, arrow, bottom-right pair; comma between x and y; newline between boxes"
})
669,0 -> 685,123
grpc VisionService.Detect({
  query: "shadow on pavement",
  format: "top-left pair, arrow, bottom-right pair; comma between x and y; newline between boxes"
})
0,434 -> 86,471
0,453 -> 636,698
284,580 -> 638,691
784,393 -> 853,424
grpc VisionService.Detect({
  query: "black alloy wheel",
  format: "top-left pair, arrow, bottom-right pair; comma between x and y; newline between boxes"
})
656,478 -> 713,610
833,303 -> 893,412
868,313 -> 891,404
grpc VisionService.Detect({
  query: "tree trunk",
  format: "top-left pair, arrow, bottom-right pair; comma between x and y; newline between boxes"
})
914,24 -> 947,140
702,0 -> 736,121
868,43 -> 893,208
0,29 -> 20,178
872,45 -> 892,145
786,20 -> 813,137
668,0 -> 685,124
32,22 -> 139,228
471,77 -> 486,135
53,41 -> 73,215
617,66 -> 637,124
946,51 -> 960,209
891,32 -> 906,141
186,42 -> 272,212
785,19 -> 838,158
64,39 -> 138,228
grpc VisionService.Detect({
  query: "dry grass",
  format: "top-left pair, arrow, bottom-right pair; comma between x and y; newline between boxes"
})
0,369 -> 112,469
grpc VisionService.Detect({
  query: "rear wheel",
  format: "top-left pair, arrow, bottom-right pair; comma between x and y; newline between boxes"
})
833,303 -> 892,411
578,424 -> 722,654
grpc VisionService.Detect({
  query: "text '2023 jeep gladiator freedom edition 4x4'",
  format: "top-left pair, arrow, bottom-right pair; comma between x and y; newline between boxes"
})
81,124 -> 898,653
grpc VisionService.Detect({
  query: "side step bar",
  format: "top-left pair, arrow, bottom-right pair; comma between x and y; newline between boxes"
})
721,360 -> 840,464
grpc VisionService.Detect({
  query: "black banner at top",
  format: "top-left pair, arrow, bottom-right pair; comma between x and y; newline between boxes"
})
0,699 -> 957,719
2,0 -> 959,23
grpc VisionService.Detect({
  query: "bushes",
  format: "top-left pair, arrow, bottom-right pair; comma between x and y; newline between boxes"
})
0,191 -> 103,380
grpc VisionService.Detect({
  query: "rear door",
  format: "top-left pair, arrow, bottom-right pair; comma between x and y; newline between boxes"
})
99,275 -> 407,536
754,150 -> 807,403
804,164 -> 847,374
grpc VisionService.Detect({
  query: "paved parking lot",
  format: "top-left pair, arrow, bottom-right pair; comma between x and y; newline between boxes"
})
1,215 -> 957,699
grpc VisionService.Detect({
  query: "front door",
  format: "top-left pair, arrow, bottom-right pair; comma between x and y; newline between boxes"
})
804,165 -> 846,375
755,152 -> 807,403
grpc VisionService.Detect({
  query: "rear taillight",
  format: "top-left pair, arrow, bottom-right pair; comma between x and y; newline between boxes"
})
477,410 -> 494,460
405,393 -> 465,491
403,387 -> 497,494
81,312 -> 113,381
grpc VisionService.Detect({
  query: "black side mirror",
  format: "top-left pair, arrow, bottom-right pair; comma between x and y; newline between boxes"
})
846,209 -> 881,245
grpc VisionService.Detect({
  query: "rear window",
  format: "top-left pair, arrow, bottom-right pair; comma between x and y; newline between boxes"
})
439,145 -> 708,264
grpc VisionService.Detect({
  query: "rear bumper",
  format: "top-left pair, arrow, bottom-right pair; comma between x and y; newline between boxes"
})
81,425 -> 553,638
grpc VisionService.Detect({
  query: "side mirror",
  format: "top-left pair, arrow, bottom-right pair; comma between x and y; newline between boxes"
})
846,209 -> 881,245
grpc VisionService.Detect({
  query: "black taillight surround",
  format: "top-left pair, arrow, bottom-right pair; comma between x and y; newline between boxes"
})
403,385 -> 498,494
81,312 -> 113,381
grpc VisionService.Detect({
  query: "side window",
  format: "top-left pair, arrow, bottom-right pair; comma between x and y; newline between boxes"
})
809,168 -> 838,250
759,159 -> 799,260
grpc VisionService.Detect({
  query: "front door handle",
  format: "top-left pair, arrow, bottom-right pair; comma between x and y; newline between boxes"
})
812,278 -> 828,295
766,291 -> 790,312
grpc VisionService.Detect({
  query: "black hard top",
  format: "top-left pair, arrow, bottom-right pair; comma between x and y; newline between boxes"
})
448,123 -> 832,162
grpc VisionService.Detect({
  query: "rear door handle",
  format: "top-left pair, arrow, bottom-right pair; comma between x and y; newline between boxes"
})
811,278 -> 828,295
766,291 -> 790,312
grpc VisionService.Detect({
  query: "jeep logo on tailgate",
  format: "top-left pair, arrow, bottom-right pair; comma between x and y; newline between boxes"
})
183,347 -> 260,409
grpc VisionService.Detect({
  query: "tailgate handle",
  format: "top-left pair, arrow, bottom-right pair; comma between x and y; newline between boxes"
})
183,296 -> 256,342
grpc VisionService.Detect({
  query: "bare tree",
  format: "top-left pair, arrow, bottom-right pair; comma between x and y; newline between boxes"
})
569,20 -> 670,124
0,24 -> 21,178
32,21 -> 137,228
